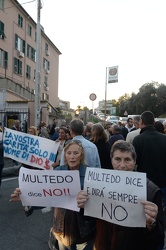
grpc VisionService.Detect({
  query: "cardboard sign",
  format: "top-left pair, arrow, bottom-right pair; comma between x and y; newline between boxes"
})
19,167 -> 81,211
3,128 -> 60,170
84,168 -> 147,227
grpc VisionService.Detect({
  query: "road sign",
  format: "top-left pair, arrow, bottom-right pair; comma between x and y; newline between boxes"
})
89,93 -> 97,101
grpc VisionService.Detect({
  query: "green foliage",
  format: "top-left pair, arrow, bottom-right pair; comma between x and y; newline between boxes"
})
113,82 -> 166,117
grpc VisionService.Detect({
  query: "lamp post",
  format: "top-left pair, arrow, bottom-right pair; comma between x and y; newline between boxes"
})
35,0 -> 41,127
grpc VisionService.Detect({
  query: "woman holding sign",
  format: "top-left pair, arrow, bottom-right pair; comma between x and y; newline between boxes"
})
77,141 -> 164,250
10,140 -> 96,250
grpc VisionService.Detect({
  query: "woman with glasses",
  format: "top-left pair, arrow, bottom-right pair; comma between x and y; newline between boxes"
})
10,140 -> 96,250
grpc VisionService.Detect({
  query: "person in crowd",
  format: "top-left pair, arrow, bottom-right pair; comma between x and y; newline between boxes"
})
104,122 -> 112,140
77,140 -> 164,250
126,115 -> 141,143
50,127 -> 59,141
133,111 -> 166,222
119,117 -> 134,140
60,118 -> 101,168
11,120 -> 22,131
66,128 -> 72,142
48,119 -> 57,139
52,127 -> 68,169
90,123 -> 111,169
154,121 -> 165,134
10,140 -> 96,250
109,124 -> 124,149
11,120 -> 22,166
84,122 -> 94,140
28,126 -> 37,135
40,121 -> 49,139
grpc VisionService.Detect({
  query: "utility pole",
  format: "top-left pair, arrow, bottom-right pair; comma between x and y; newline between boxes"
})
35,0 -> 41,127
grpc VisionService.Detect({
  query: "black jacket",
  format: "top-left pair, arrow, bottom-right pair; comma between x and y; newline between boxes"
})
94,179 -> 164,250
133,126 -> 166,188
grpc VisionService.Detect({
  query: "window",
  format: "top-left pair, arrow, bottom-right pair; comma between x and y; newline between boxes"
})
26,65 -> 31,79
42,93 -> 49,101
18,14 -> 23,28
27,44 -> 36,62
0,49 -> 8,68
34,69 -> 36,81
14,57 -> 22,75
43,58 -> 50,70
15,34 -> 25,53
44,76 -> 48,86
45,43 -> 48,51
0,21 -> 5,39
0,0 -> 5,10
27,24 -> 32,37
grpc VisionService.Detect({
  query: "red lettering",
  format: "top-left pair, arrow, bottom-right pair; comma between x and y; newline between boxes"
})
30,155 -> 43,165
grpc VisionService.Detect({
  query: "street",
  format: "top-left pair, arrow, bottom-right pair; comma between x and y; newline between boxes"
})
0,177 -> 53,250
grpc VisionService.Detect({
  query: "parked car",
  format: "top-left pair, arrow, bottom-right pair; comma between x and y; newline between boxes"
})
106,116 -> 119,124
119,117 -> 128,125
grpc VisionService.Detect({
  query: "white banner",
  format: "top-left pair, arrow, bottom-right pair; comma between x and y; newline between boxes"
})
3,128 -> 60,170
107,65 -> 118,83
84,168 -> 147,227
19,167 -> 80,211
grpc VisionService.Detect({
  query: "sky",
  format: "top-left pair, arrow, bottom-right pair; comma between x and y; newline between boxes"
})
17,0 -> 166,109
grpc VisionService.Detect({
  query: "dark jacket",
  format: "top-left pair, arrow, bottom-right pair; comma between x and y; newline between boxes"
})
53,165 -> 96,246
109,133 -> 125,149
93,140 -> 111,169
133,126 -> 166,188
94,179 -> 164,250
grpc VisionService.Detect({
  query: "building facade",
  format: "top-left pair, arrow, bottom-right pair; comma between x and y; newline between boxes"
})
0,0 -> 61,131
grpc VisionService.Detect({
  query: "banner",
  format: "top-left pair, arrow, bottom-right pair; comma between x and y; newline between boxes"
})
107,65 -> 118,83
19,167 -> 80,211
3,128 -> 60,170
84,168 -> 147,227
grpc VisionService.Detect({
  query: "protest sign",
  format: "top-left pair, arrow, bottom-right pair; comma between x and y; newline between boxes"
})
84,168 -> 147,227
3,128 -> 60,170
19,167 -> 80,211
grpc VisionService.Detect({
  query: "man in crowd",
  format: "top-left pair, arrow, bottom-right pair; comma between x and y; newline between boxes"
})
126,115 -> 141,143
120,117 -> 134,140
60,118 -> 101,168
133,110 -> 166,223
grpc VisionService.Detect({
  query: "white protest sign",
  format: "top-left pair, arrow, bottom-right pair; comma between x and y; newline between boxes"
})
19,167 -> 80,211
84,168 -> 147,227
3,128 -> 60,170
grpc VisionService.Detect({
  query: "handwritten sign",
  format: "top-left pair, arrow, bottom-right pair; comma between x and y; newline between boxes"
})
84,168 -> 147,227
3,128 -> 60,170
19,167 -> 80,211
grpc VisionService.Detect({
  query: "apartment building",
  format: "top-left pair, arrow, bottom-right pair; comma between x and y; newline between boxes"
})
0,0 -> 61,131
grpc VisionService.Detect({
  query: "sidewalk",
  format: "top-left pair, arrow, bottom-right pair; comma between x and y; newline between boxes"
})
2,158 -> 21,177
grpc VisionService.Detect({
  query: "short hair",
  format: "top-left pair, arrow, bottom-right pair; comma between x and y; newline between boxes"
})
127,118 -> 133,123
154,121 -> 164,133
70,118 -> 84,135
111,124 -> 120,133
63,140 -> 85,165
133,115 -> 141,123
141,111 -> 155,126
85,122 -> 94,133
59,127 -> 67,133
110,140 -> 136,162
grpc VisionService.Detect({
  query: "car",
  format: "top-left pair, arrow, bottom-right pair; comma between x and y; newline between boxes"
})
106,116 -> 119,124
119,117 -> 128,125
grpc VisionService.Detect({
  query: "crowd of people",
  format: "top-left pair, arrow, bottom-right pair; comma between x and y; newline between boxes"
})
2,111 -> 166,249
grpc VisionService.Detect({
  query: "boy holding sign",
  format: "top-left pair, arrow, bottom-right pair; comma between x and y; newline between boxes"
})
77,141 -> 164,250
